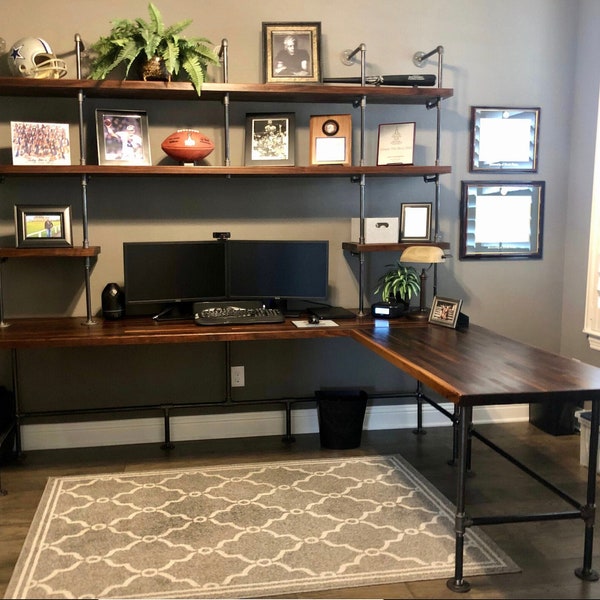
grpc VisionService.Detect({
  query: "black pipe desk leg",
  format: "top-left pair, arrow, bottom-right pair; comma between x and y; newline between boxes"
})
282,401 -> 296,444
575,396 -> 600,582
161,406 -> 175,450
448,406 -> 459,465
413,382 -> 427,435
447,405 -> 472,593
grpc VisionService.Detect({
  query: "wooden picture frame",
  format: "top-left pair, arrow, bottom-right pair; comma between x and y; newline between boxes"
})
400,203 -> 431,241
470,106 -> 540,173
15,204 -> 73,248
429,296 -> 463,329
95,109 -> 151,166
460,181 -> 545,260
262,22 -> 321,83
309,114 -> 352,166
244,113 -> 295,166
377,122 -> 415,166
11,121 -> 71,165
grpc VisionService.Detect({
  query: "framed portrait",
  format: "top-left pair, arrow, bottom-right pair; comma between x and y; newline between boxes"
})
244,113 -> 296,166
14,205 -> 73,248
470,107 -> 540,172
11,121 -> 71,165
262,22 -> 321,83
95,109 -> 151,166
400,203 -> 431,241
460,181 -> 545,260
377,122 -> 415,166
429,296 -> 463,329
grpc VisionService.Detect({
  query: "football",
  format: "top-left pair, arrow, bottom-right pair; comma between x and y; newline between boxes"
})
161,129 -> 215,163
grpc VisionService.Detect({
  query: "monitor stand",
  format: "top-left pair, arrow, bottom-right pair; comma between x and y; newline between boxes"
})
265,298 -> 302,318
152,303 -> 194,322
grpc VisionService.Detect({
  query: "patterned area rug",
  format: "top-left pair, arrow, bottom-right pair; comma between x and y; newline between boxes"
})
5,455 -> 519,599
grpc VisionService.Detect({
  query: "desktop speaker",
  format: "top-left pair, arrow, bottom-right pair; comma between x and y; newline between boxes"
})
102,282 -> 125,320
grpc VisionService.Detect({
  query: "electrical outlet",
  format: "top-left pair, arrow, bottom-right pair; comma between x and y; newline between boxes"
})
231,365 -> 245,387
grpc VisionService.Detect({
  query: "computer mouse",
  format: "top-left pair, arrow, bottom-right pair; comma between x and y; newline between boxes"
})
309,314 -> 320,325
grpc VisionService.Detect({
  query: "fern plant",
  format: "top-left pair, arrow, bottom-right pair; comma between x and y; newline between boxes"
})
374,262 -> 421,305
87,3 -> 219,95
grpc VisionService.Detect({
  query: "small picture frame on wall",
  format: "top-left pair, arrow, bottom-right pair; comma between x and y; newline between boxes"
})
11,121 -> 71,165
262,22 -> 321,83
377,122 -> 415,166
429,296 -> 463,329
95,109 -> 151,166
15,205 -> 73,248
400,203 -> 431,241
470,106 -> 540,172
244,113 -> 295,166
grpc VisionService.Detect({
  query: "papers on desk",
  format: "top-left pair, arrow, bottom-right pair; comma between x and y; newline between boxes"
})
292,320 -> 339,328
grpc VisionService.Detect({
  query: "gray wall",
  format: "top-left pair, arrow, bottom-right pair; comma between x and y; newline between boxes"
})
1,0 -> 598,420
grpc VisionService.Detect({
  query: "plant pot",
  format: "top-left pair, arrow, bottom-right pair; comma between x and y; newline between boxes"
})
140,56 -> 171,82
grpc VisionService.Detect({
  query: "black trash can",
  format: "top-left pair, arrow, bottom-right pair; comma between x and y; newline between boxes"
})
316,389 -> 368,449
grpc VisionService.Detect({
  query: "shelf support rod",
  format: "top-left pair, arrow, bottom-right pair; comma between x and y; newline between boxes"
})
219,39 -> 231,168
358,174 -> 367,316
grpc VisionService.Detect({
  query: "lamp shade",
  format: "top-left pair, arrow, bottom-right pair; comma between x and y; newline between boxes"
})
400,245 -> 445,264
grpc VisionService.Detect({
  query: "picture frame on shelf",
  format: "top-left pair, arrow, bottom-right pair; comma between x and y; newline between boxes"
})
244,113 -> 296,166
459,180 -> 545,260
377,122 -> 415,166
400,203 -> 431,242
470,106 -> 540,172
14,205 -> 73,248
95,109 -> 151,166
309,114 -> 352,166
11,121 -> 71,165
262,22 -> 321,83
429,296 -> 463,329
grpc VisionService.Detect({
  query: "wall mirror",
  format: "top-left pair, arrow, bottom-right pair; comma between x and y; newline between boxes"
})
470,106 -> 540,172
460,181 -> 545,260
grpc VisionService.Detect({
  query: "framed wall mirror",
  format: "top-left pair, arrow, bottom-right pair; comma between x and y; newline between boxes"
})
470,106 -> 540,172
460,181 -> 545,260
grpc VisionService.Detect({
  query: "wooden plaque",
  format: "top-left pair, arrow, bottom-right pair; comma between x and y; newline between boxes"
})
309,114 -> 352,165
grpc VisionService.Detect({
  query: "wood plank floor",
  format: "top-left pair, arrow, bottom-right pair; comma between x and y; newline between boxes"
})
0,421 -> 599,599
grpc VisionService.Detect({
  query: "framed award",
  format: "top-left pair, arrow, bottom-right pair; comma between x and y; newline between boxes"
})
377,122 -> 415,166
309,114 -> 352,166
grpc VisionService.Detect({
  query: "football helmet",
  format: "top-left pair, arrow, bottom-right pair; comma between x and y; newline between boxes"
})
8,37 -> 67,79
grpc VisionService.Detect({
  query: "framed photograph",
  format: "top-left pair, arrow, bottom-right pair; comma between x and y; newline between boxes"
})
470,107 -> 540,172
400,203 -> 431,241
244,113 -> 295,166
262,22 -> 321,83
429,296 -> 463,329
309,114 -> 352,166
11,121 -> 71,165
14,205 -> 73,248
95,109 -> 151,166
377,122 -> 415,166
460,181 -> 545,260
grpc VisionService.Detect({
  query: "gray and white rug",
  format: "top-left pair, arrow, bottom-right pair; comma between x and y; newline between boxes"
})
5,454 -> 519,598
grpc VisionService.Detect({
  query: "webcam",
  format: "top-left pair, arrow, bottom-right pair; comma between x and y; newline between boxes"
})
213,232 -> 231,240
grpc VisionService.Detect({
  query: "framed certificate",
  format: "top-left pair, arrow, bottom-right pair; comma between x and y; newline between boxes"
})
309,114 -> 352,165
377,122 -> 415,166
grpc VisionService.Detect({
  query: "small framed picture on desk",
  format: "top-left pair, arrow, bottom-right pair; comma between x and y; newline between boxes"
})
429,296 -> 463,329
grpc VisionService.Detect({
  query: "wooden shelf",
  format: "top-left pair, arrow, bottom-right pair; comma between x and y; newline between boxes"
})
0,164 -> 451,178
0,246 -> 101,258
0,78 -> 453,105
342,241 -> 451,254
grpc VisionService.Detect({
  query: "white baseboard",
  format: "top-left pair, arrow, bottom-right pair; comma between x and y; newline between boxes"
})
20,403 -> 529,451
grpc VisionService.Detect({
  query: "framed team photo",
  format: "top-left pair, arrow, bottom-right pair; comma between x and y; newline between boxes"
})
15,204 -> 73,248
95,109 -> 151,166
11,121 -> 71,165
244,113 -> 296,166
262,22 -> 321,83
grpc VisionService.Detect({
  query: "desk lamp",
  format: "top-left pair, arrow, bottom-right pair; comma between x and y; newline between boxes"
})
399,245 -> 446,320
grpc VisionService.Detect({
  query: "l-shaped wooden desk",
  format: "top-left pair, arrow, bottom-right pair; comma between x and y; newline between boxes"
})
1,315 -> 600,592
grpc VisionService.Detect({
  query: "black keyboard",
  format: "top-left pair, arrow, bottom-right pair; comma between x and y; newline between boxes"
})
193,301 -> 285,326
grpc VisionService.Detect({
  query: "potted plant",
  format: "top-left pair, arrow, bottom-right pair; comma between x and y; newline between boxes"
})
87,2 -> 219,95
373,261 -> 420,310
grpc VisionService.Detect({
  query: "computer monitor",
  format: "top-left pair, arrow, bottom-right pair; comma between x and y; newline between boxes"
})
123,241 -> 227,320
227,240 -> 329,313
